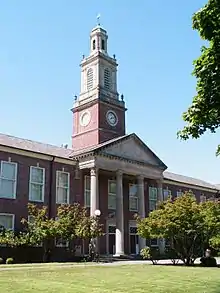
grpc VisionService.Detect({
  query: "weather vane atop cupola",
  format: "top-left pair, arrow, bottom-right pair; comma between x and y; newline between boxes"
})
97,14 -> 101,26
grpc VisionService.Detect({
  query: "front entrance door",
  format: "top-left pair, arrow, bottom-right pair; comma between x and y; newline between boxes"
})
108,225 -> 116,254
130,226 -> 139,254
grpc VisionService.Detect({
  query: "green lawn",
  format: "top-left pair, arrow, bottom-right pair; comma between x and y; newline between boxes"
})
0,264 -> 219,293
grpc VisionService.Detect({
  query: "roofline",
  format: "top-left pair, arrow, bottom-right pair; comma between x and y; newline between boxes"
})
0,144 -> 77,165
163,178 -> 219,193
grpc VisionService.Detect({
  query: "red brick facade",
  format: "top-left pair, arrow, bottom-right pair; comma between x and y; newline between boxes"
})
72,100 -> 126,151
0,148 -> 217,260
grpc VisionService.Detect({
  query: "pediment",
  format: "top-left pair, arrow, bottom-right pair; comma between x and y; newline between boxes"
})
99,134 -> 166,168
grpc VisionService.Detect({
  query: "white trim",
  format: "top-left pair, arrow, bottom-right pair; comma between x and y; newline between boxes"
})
56,170 -> 70,204
0,161 -> 18,199
108,179 -> 116,210
80,110 -> 91,127
29,166 -> 45,202
84,175 -> 90,207
0,213 -> 15,231
106,110 -> 118,127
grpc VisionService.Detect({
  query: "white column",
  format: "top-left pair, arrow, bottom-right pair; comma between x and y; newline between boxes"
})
137,175 -> 146,252
157,178 -> 165,254
90,168 -> 99,217
114,170 -> 124,256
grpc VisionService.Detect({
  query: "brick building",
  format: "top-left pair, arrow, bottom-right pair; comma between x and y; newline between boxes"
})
0,24 -> 219,259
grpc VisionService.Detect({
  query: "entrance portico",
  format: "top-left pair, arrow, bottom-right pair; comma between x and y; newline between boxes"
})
73,133 -> 167,256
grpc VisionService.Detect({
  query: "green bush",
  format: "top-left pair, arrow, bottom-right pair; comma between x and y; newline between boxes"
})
6,258 -> 14,264
0,257 -> 4,264
200,256 -> 217,267
140,246 -> 151,260
140,246 -> 161,265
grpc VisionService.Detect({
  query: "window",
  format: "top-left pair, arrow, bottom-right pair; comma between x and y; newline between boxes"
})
101,39 -> 105,50
163,189 -> 171,201
108,225 -> 116,234
129,184 -> 138,211
0,161 -> 17,199
177,190 -> 183,197
108,180 -> 116,209
129,227 -> 137,234
200,194 -> 207,203
149,187 -> 157,211
104,68 -> 111,90
55,238 -> 69,248
56,171 -> 70,204
0,214 -> 14,231
29,166 -> 45,202
92,39 -> 96,50
150,238 -> 158,247
87,68 -> 93,91
84,176 -> 90,207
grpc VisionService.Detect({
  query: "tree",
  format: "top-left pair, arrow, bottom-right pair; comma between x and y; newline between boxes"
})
137,192 -> 220,265
21,204 -> 59,262
177,0 -> 220,155
57,204 -> 103,245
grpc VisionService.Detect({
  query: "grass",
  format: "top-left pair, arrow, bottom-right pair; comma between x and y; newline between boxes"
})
0,264 -> 219,293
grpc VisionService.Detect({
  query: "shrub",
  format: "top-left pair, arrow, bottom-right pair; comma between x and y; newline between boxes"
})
140,246 -> 160,265
0,257 -> 4,264
6,258 -> 14,264
200,256 -> 217,267
140,246 -> 151,260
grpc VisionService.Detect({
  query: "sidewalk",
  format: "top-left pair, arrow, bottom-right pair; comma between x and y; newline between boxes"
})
0,258 -> 219,271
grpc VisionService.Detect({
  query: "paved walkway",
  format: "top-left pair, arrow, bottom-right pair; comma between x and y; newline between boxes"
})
0,258 -> 219,271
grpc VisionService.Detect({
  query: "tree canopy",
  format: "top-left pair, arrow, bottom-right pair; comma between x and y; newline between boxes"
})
137,192 -> 220,265
177,0 -> 220,155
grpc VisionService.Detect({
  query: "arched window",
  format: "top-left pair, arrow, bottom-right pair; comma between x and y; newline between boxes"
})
87,68 -> 93,91
104,68 -> 111,90
92,40 -> 96,50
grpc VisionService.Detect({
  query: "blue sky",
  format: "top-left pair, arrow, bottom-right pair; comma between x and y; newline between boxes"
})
0,0 -> 219,184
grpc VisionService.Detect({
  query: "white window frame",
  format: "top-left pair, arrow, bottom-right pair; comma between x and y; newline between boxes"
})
149,187 -> 158,211
163,189 -> 171,201
84,175 -> 90,207
177,190 -> 183,197
0,161 -> 17,199
0,213 -> 15,231
200,194 -> 207,203
56,170 -> 70,204
129,184 -> 138,212
108,180 -> 116,210
29,166 -> 45,202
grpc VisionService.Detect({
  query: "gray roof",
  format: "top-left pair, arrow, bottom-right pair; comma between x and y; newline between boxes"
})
164,171 -> 218,191
0,133 -> 73,159
0,132 -> 218,191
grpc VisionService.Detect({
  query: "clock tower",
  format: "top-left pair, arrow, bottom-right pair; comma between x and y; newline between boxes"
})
71,24 -> 126,151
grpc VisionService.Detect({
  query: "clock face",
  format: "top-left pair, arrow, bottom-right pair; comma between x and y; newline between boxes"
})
106,110 -> 118,126
80,110 -> 91,127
